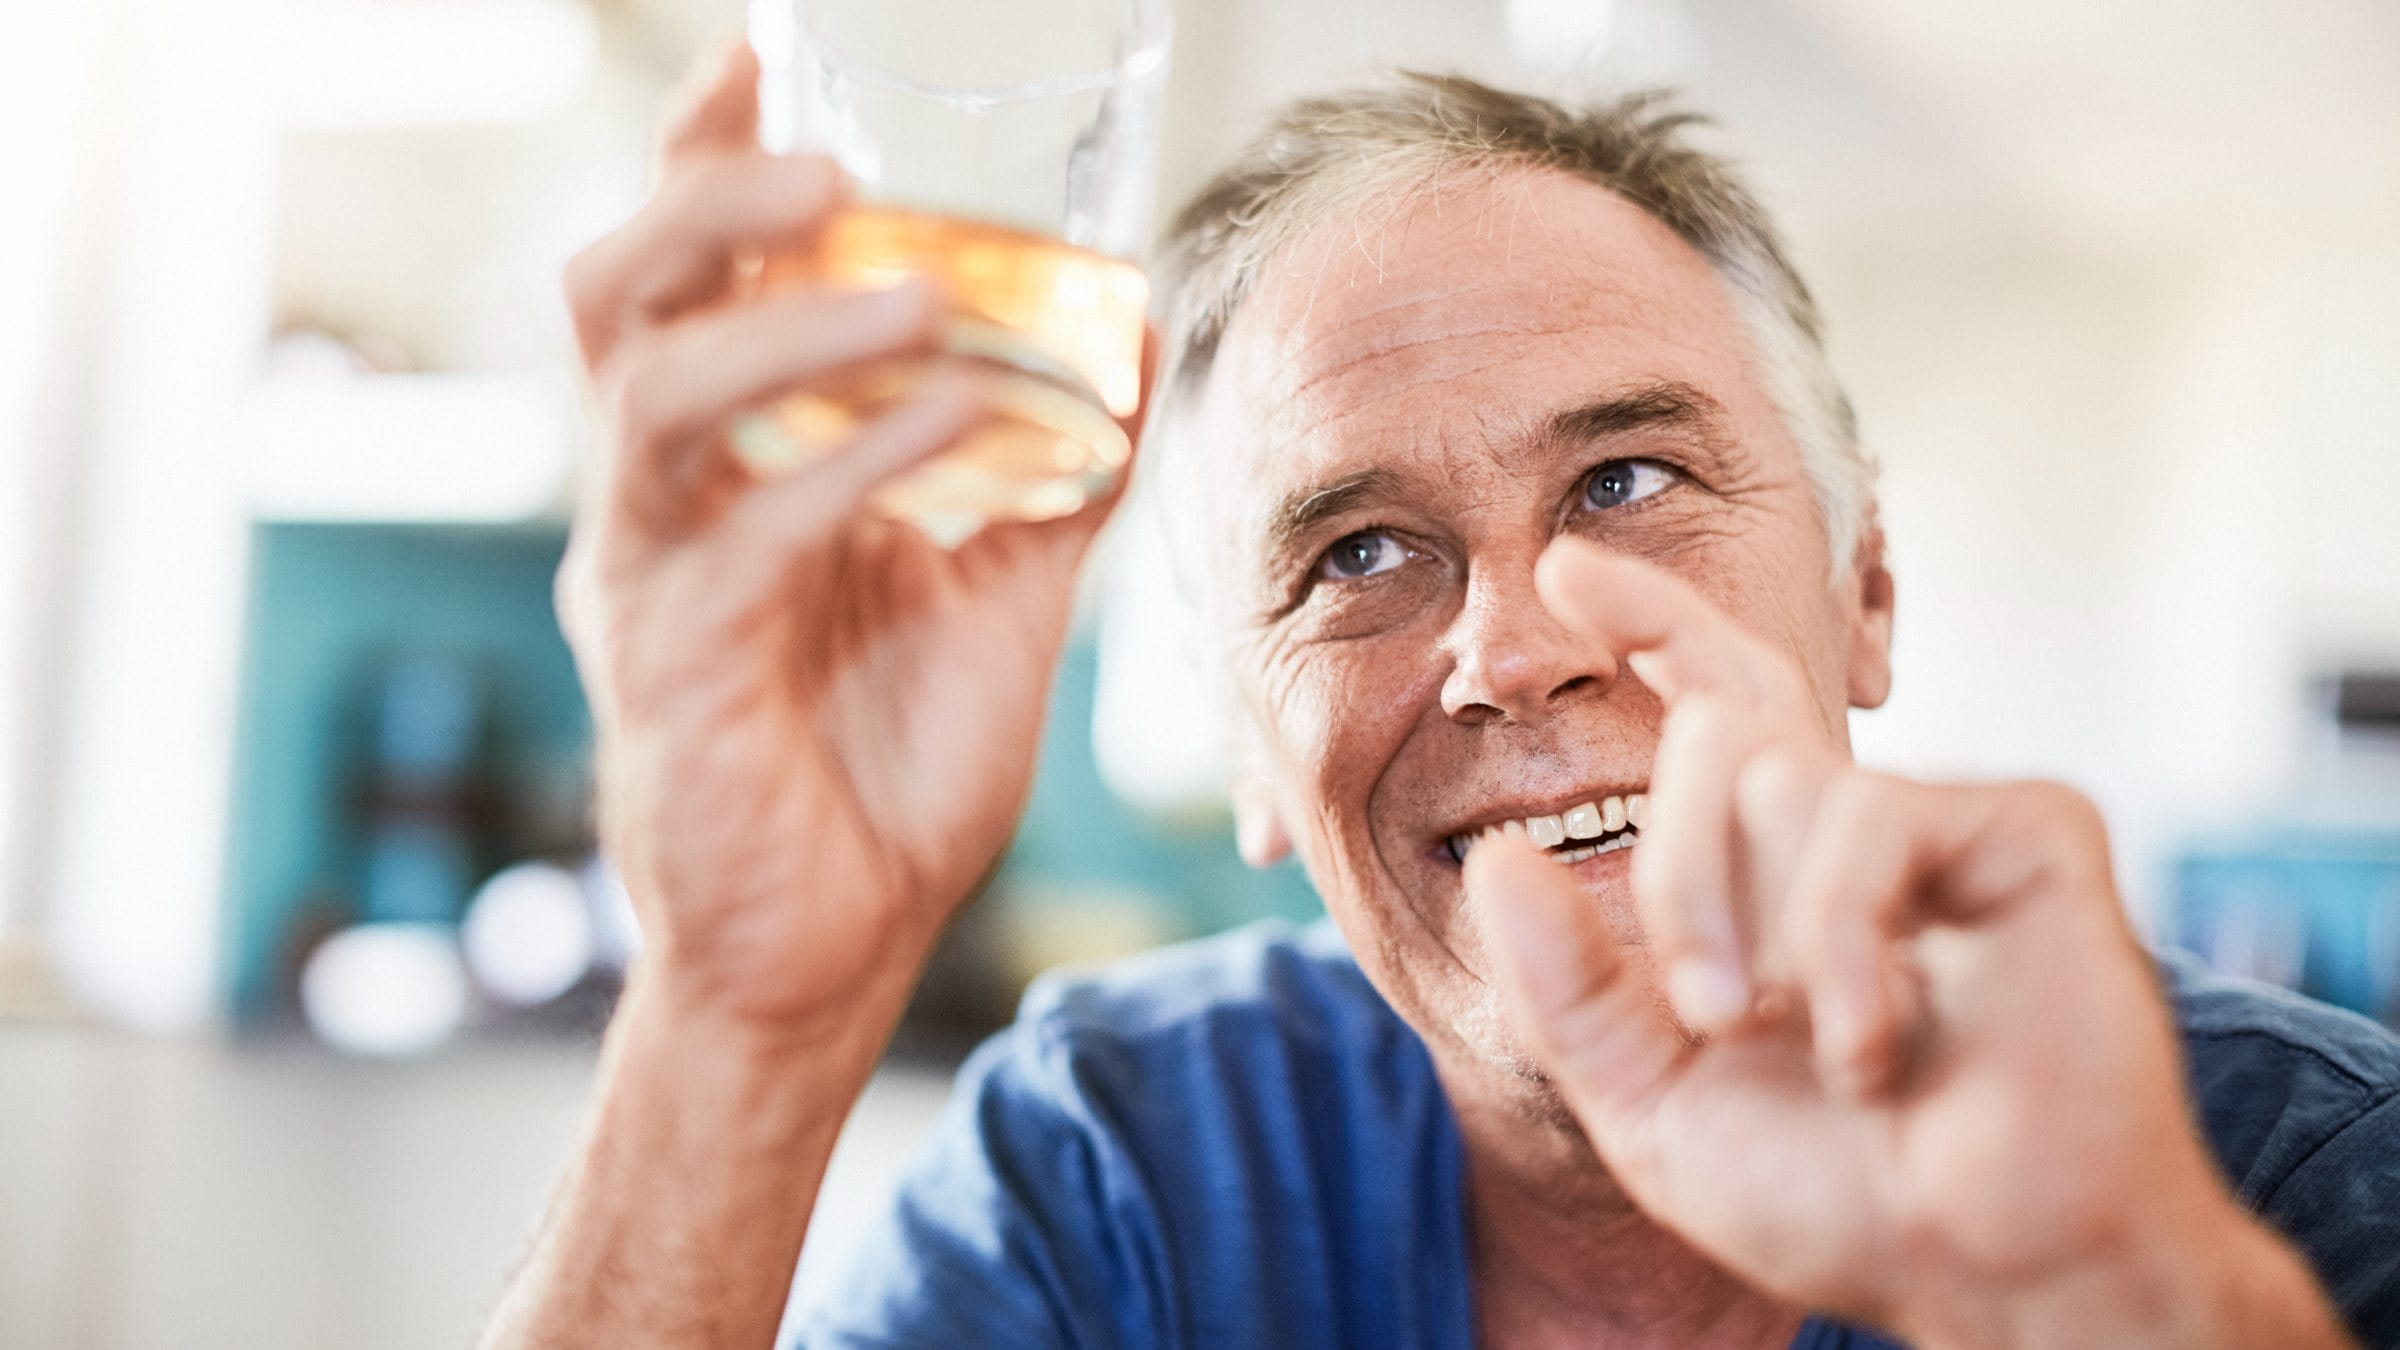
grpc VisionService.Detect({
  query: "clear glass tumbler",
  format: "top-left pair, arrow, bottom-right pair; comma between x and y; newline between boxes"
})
739,0 -> 1171,529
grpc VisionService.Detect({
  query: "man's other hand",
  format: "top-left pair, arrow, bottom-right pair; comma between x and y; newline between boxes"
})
1468,538 -> 2353,1350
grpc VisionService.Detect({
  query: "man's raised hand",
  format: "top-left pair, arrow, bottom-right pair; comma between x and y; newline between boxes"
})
558,41 -> 1137,1035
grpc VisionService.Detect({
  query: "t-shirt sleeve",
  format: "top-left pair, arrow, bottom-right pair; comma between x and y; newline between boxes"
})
2252,1088 -> 2400,1348
783,1021 -> 1173,1350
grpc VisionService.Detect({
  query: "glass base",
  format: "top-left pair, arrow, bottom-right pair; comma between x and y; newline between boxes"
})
732,340 -> 1130,533
733,204 -> 1145,535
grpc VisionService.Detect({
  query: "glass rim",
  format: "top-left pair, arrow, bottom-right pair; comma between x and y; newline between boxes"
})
762,0 -> 1172,104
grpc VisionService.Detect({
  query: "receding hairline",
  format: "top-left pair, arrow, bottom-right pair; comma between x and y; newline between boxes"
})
1145,70 -> 1877,583
1153,74 -> 1828,385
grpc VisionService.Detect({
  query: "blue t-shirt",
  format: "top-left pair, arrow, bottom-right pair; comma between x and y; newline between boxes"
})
793,919 -> 2400,1348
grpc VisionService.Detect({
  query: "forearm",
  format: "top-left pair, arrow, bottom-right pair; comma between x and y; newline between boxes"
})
2178,1221 -> 2356,1350
1910,1207 -> 2355,1350
480,966 -> 914,1350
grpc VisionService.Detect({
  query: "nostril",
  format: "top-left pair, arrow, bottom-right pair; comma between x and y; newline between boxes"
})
1551,674 -> 1600,699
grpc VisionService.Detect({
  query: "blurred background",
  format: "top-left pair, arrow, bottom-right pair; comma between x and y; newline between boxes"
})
2,0 -> 2397,1345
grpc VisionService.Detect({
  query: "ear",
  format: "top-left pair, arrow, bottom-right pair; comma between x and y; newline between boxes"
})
1844,518 -> 1896,711
1230,772 -> 1294,869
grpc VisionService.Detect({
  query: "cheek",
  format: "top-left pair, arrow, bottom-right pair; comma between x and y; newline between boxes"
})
1674,533 -> 1855,725
1247,638 -> 1441,854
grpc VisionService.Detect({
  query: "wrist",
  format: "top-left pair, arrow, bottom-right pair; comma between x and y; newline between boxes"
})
1904,1200 -> 2350,1350
612,953 -> 916,1095
483,952 -> 904,1349
630,910 -> 939,1055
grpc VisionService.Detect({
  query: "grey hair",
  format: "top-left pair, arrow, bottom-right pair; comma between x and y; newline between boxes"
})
1147,72 -> 1877,574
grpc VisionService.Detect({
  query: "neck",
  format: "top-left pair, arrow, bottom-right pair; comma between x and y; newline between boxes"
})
1436,1049 -> 1803,1350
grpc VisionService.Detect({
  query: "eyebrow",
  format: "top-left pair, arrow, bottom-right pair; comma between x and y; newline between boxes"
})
1262,467 -> 1410,565
1257,381 -> 1728,571
1542,380 -> 1721,446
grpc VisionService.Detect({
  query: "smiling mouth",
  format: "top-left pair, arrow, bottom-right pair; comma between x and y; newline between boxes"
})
1442,791 -> 1649,867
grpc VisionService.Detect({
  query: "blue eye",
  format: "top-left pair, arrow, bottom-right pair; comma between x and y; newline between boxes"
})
1316,530 -> 1407,581
1583,458 -> 1679,510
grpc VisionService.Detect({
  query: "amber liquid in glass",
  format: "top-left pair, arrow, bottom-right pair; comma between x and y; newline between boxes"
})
734,205 -> 1149,526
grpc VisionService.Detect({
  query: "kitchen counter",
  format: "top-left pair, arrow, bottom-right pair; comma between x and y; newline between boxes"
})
0,1022 -> 951,1349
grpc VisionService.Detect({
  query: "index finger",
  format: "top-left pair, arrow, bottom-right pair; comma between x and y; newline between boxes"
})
657,41 -> 763,174
1534,538 -> 1832,1028
1532,538 -> 1809,718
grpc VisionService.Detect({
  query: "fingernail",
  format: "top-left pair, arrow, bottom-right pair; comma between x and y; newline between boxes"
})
846,279 -> 935,340
1669,957 -> 1751,1031
879,275 -> 943,316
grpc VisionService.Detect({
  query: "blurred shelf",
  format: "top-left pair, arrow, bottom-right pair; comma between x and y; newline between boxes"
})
224,521 -> 589,1023
2170,827 -> 2400,1025
242,373 -> 581,522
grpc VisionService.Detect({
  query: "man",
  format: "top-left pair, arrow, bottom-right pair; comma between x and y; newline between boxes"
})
482,43 -> 2400,1350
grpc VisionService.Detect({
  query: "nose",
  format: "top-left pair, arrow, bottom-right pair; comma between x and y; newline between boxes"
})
1439,561 -> 1620,726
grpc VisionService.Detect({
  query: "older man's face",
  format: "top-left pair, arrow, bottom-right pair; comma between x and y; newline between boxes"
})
1188,167 -> 1892,1090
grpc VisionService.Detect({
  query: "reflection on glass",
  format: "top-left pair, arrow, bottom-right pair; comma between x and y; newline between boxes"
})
741,0 -> 1171,529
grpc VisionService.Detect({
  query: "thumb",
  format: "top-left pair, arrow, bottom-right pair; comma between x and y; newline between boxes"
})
1469,830 -> 1690,1142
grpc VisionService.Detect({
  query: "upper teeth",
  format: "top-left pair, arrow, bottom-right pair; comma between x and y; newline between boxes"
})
1452,793 -> 1647,861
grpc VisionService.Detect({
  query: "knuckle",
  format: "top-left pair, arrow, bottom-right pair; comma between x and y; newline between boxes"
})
758,151 -> 837,219
2037,780 -> 2104,834
2017,779 -> 2113,880
1669,691 -> 1734,746
553,538 -> 628,653
652,158 -> 722,225
554,583 -> 591,659
599,338 -> 681,446
656,114 -> 713,165
1821,767 -> 1891,831
560,240 -> 603,305
560,236 -> 626,338
655,74 -> 729,156
665,149 -> 826,233
554,542 -> 594,625
1735,744 -> 1810,809
2007,778 -> 2103,841
1856,769 -> 1915,816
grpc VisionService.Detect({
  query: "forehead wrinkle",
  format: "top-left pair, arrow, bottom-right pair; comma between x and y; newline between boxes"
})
1258,167 -> 1509,341
1215,163 -> 1741,416
1263,310 -> 1602,423
1255,342 -> 1568,458
1237,213 -> 1657,416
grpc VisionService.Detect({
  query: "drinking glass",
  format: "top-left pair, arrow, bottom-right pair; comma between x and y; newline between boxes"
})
739,0 -> 1172,529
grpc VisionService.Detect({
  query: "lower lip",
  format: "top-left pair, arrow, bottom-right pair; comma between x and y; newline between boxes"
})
1554,834 -> 1640,865
1435,837 -> 1639,872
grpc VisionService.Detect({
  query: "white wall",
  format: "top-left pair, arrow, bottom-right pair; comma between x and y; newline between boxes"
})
1832,234 -> 2400,914
0,0 -> 102,940
41,0 -> 279,1032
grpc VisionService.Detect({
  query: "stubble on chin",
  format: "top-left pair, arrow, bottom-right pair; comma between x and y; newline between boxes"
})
1442,949 -> 1701,1136
1448,983 -> 1586,1131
